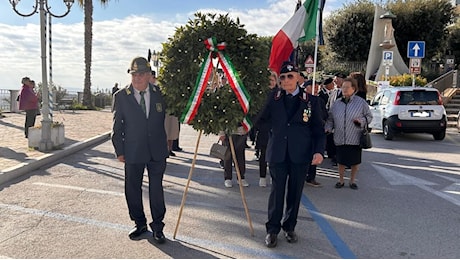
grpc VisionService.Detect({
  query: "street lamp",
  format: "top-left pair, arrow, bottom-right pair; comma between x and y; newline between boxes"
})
9,0 -> 74,151
152,50 -> 160,74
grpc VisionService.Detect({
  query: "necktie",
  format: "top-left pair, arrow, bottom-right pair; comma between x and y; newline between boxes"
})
140,91 -> 146,115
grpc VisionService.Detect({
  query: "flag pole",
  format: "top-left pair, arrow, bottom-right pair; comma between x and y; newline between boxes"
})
312,0 -> 322,95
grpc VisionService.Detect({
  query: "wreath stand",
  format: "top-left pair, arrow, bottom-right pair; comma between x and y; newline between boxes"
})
172,37 -> 254,239
173,130 -> 254,238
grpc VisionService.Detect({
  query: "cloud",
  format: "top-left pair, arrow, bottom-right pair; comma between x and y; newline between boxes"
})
0,0 -> 331,93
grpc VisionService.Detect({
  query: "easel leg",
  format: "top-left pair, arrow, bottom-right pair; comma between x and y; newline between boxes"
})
173,129 -> 202,239
228,135 -> 254,236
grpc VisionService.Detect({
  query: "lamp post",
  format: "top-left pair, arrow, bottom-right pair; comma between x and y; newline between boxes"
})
9,0 -> 74,151
152,50 -> 160,74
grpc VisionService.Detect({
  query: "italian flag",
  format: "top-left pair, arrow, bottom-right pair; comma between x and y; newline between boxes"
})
269,0 -> 319,74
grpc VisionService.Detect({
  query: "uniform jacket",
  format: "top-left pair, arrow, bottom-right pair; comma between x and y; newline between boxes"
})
259,88 -> 326,164
18,84 -> 38,111
111,83 -> 169,164
325,94 -> 373,146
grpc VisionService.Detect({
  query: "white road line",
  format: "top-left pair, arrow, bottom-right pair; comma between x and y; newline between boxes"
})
0,203 -> 130,231
32,182 -> 124,196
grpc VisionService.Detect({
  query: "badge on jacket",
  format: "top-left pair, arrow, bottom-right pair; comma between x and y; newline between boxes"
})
156,103 -> 163,112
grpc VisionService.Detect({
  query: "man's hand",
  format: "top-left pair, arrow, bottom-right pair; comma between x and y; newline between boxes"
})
311,153 -> 323,165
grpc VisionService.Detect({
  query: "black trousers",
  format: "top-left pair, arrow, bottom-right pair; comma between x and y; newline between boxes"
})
305,164 -> 317,182
326,133 -> 336,159
124,159 -> 166,232
223,134 -> 246,180
24,109 -> 37,137
266,159 -> 308,234
258,147 -> 267,178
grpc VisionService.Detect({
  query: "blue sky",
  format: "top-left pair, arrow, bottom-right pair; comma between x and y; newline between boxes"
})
0,0 -> 347,91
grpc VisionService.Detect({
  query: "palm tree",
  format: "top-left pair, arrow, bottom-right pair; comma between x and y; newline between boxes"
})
77,0 -> 111,108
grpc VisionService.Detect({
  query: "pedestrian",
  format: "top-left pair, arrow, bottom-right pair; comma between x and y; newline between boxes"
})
219,124 -> 249,188
254,70 -> 278,187
304,80 -> 328,187
325,77 -> 373,190
349,71 -> 368,100
259,61 -> 325,248
18,77 -> 39,138
111,57 -> 169,243
112,82 -> 119,95
148,70 -> 179,157
326,72 -> 347,166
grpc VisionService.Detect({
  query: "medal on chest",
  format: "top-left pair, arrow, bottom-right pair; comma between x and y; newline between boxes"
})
303,102 -> 312,122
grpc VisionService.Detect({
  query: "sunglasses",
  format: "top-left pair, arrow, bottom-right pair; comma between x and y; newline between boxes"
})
279,74 -> 296,81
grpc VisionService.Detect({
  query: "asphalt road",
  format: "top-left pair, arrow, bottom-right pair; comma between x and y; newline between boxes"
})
0,126 -> 459,258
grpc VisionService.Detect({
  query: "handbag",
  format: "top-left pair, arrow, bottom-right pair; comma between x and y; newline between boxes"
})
360,118 -> 372,149
209,141 -> 228,160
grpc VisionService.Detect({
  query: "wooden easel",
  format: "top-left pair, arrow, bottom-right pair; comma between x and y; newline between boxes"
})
173,130 -> 254,238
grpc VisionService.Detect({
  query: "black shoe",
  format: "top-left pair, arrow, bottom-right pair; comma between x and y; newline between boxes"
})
172,147 -> 183,152
153,231 -> 166,244
169,151 -> 176,156
128,225 -> 147,239
349,183 -> 358,190
265,233 -> 277,248
284,231 -> 298,243
335,182 -> 345,189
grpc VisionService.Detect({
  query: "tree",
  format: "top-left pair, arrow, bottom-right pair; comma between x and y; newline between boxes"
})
160,13 -> 270,135
389,0 -> 454,64
77,0 -> 112,108
323,0 -> 455,65
446,19 -> 460,69
323,0 -> 375,62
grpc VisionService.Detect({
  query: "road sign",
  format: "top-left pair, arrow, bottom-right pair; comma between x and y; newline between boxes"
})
304,55 -> 314,67
407,41 -> 425,58
304,55 -> 314,74
409,58 -> 422,74
383,51 -> 393,66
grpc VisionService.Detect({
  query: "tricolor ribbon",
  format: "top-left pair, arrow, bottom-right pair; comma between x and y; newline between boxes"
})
180,37 -> 252,131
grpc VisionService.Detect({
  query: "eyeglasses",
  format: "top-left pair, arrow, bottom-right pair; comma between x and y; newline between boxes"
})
279,74 -> 296,81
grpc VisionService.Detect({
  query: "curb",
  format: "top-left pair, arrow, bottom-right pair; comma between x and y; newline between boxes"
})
0,131 -> 111,186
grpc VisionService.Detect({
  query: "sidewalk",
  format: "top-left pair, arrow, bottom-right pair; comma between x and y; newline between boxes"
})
0,109 -> 113,183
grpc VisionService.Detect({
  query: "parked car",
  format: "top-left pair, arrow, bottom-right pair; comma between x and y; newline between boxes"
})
368,86 -> 447,140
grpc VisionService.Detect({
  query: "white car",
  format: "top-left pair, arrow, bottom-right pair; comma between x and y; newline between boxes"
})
368,86 -> 447,140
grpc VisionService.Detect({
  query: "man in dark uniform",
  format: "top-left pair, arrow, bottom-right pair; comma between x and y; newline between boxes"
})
259,61 -> 325,248
112,57 -> 169,243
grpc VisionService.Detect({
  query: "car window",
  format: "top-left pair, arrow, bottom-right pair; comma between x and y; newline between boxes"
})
381,90 -> 391,105
371,92 -> 382,106
400,90 -> 439,105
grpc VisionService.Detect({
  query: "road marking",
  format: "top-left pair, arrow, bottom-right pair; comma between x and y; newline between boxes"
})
372,165 -> 436,186
301,195 -> 356,259
0,202 -> 131,231
374,165 -> 460,207
33,182 -> 124,196
0,202 -> 292,259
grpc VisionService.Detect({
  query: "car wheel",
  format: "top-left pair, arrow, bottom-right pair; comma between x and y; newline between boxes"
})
433,130 -> 446,140
383,121 -> 394,140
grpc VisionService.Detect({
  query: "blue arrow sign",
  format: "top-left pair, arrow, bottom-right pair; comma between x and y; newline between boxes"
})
407,41 -> 425,58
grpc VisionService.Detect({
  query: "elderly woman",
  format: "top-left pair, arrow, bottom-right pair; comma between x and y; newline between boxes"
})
325,77 -> 372,190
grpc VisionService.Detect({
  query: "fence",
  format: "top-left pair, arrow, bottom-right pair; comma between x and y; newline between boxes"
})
0,89 -> 20,112
0,88 -> 112,112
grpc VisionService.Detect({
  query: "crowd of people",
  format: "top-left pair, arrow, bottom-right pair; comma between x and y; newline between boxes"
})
14,55 -> 372,249
107,56 -> 372,249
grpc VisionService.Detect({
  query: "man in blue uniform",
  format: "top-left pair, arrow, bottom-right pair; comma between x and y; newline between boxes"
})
259,62 -> 326,248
